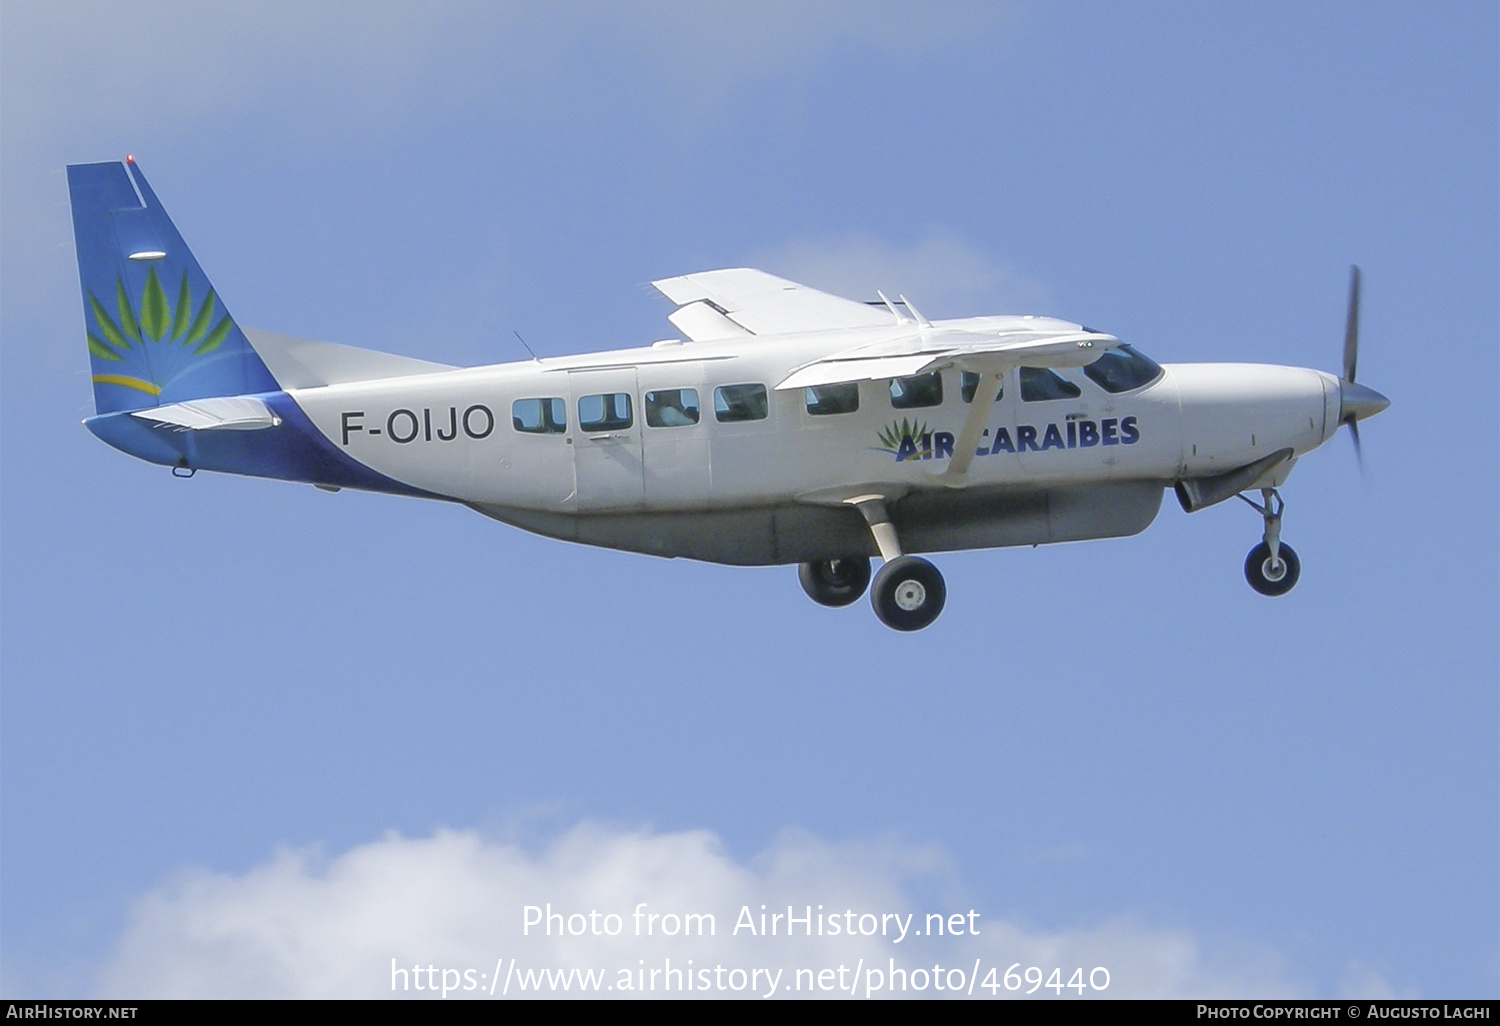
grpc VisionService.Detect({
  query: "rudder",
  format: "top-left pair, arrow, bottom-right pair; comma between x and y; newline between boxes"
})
67,157 -> 278,414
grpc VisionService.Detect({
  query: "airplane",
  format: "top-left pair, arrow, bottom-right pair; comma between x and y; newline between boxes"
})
66,157 -> 1389,631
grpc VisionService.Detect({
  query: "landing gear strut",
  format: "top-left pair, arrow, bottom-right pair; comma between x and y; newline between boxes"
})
1240,487 -> 1300,596
851,494 -> 946,631
797,495 -> 950,630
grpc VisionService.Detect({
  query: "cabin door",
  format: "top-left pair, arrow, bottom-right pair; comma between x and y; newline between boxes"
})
568,368 -> 644,511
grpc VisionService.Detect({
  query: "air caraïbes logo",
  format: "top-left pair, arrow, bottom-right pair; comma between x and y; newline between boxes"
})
86,266 -> 234,398
875,416 -> 1140,462
875,418 -> 934,460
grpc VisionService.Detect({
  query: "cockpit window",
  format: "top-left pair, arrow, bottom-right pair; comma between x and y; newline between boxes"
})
1083,344 -> 1163,393
890,373 -> 943,409
1019,367 -> 1081,402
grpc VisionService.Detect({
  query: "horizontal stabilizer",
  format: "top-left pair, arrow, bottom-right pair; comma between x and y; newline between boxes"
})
242,328 -> 456,389
130,395 -> 280,431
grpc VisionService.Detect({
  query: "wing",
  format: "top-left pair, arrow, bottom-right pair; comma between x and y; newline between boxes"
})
651,268 -> 893,341
775,328 -> 1119,390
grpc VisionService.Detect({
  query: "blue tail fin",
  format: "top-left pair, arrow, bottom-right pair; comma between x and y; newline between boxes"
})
67,157 -> 279,414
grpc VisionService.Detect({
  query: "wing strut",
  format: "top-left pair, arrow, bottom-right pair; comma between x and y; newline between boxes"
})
941,367 -> 1006,480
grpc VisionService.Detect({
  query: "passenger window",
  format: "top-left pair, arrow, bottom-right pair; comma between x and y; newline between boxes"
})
645,388 -> 700,427
890,372 -> 943,409
805,382 -> 859,416
1020,367 -> 1081,402
1083,344 -> 1163,393
959,372 -> 1003,404
714,383 -> 769,422
578,392 -> 633,432
512,397 -> 566,434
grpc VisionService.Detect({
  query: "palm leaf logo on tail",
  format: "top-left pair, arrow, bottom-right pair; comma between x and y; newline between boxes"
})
86,267 -> 235,398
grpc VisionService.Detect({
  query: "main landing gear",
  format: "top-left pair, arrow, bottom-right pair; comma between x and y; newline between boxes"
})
798,557 -> 871,607
1239,487 -> 1300,596
797,496 -> 947,631
870,555 -> 946,631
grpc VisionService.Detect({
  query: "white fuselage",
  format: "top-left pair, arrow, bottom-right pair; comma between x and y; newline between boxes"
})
286,315 -> 1337,564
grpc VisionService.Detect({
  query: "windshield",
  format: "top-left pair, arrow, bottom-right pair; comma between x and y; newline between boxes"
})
1083,344 -> 1163,393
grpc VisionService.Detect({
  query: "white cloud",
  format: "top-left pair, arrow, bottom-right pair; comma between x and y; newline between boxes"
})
754,232 -> 1053,319
1336,961 -> 1416,1000
97,821 -> 1319,999
0,2 -> 1016,303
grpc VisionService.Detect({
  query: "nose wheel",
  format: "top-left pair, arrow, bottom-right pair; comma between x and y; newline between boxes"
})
1244,540 -> 1300,596
1239,487 -> 1301,596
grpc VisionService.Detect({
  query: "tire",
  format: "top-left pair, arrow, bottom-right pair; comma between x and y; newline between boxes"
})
870,555 -> 946,631
1244,541 -> 1301,597
798,557 -> 872,607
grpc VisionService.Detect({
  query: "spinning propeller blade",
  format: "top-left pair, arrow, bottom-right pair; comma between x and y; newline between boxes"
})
1343,265 -> 1361,385
1335,265 -> 1389,471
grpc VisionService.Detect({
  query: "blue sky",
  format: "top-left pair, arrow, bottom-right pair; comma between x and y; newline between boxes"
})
2,1 -> 1495,998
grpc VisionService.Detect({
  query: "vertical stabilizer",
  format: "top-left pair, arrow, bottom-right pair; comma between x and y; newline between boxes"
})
67,158 -> 278,414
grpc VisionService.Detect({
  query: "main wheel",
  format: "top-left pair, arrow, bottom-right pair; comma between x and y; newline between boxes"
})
798,557 -> 872,607
870,556 -> 946,631
1244,541 -> 1301,596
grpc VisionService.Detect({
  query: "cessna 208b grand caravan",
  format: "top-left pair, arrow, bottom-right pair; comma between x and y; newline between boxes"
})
68,158 -> 1389,630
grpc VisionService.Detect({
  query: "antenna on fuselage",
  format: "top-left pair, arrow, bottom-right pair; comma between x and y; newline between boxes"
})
513,330 -> 543,364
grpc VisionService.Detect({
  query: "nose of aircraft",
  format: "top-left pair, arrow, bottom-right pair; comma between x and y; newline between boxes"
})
1339,380 -> 1390,424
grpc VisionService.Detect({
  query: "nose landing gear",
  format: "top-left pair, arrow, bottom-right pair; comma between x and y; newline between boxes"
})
1240,487 -> 1300,596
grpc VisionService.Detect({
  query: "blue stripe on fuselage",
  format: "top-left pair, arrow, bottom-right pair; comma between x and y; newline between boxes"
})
84,391 -> 442,499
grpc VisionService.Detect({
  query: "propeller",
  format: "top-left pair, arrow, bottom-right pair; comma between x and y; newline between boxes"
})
1335,265 -> 1390,469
